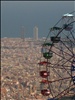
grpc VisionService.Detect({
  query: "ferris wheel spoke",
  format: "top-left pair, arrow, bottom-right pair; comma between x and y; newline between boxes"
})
71,29 -> 75,35
57,60 -> 72,77
48,67 -> 68,84
70,30 -> 75,42
60,57 -> 73,68
48,63 -> 64,97
58,82 -> 74,98
58,59 -> 75,78
53,44 -> 73,57
48,65 -> 70,70
47,61 -> 71,70
48,77 -> 71,84
58,80 -> 62,92
62,31 -> 75,48
48,68 -> 64,98
67,33 -> 75,46
49,62 -> 71,68
51,49 -> 73,63
54,83 -> 74,99
48,59 -> 71,68
51,50 -> 65,59
57,56 -> 73,67
49,58 -> 72,70
50,56 -> 73,77
60,40 -> 74,56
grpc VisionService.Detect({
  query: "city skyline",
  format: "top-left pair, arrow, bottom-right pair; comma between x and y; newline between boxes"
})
33,26 -> 38,40
1,1 -> 75,38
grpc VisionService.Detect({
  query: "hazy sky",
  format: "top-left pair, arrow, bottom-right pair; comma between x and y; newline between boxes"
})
1,1 -> 75,38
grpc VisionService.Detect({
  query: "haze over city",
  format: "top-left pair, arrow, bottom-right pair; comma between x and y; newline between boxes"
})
1,1 -> 75,38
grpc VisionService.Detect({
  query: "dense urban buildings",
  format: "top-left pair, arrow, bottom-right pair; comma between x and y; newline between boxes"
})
1,38 -> 75,100
1,38 -> 45,100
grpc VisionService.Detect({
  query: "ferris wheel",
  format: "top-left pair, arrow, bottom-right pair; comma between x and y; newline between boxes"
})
38,12 -> 75,100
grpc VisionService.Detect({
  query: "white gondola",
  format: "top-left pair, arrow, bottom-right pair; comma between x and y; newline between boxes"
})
62,13 -> 74,31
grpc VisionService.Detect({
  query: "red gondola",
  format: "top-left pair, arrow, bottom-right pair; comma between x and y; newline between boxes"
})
41,89 -> 50,96
38,61 -> 50,65
40,71 -> 49,78
40,79 -> 49,84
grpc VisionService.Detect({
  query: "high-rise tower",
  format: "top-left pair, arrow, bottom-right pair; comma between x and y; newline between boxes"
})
33,26 -> 38,40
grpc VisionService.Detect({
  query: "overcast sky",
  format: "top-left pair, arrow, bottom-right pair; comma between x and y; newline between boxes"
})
1,1 -> 75,38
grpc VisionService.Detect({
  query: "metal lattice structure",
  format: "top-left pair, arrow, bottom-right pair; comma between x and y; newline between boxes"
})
38,12 -> 75,100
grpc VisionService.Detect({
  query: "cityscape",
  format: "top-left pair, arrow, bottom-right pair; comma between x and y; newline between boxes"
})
1,37 -> 46,100
1,1 -> 75,100
1,25 -> 75,100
